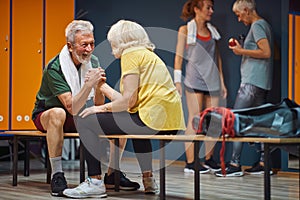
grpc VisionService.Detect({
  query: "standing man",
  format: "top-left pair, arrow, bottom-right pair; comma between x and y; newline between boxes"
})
32,20 -> 139,197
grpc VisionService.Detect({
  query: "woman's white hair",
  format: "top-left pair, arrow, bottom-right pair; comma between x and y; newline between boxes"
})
107,20 -> 155,58
233,0 -> 256,12
65,20 -> 94,44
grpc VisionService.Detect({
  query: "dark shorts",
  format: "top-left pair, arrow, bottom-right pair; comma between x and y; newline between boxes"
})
184,85 -> 220,96
33,111 -> 77,133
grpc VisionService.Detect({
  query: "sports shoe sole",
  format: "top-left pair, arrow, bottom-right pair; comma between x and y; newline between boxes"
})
215,171 -> 244,177
203,164 -> 221,172
144,190 -> 158,195
105,184 -> 139,191
184,168 -> 210,174
244,171 -> 273,175
51,191 -> 65,197
63,193 -> 107,199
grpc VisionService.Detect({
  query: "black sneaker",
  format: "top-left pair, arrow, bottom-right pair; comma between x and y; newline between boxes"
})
244,162 -> 273,175
203,158 -> 221,172
215,164 -> 244,177
104,171 -> 140,191
184,161 -> 210,174
51,172 -> 68,196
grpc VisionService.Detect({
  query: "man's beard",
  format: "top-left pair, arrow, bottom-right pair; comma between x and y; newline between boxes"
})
73,51 -> 92,65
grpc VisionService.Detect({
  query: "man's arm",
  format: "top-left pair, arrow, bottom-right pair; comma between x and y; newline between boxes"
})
58,68 -> 104,115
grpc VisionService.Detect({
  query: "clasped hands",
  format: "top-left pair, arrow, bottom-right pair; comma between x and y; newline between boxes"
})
79,67 -> 108,118
84,67 -> 106,88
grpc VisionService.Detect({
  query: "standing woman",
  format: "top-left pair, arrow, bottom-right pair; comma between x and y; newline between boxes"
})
77,20 -> 186,194
174,0 -> 227,173
215,0 -> 273,177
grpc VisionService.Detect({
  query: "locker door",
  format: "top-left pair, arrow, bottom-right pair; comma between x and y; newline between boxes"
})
295,16 -> 300,103
45,0 -> 74,63
11,0 -> 43,129
289,14 -> 300,103
289,14 -> 292,100
0,0 -> 10,130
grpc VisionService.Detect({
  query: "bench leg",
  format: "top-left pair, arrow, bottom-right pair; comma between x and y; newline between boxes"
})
114,138 -> 120,192
46,146 -> 51,184
79,141 -> 85,183
43,140 -> 47,169
159,140 -> 166,199
13,136 -> 18,186
24,140 -> 30,176
264,143 -> 271,200
194,141 -> 200,200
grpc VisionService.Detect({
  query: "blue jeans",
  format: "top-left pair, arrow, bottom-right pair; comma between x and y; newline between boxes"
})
231,83 -> 268,166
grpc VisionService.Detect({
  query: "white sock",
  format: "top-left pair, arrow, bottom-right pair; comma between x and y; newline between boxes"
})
90,178 -> 102,185
50,156 -> 63,177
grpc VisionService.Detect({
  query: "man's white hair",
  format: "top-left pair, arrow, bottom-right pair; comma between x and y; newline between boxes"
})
65,20 -> 94,44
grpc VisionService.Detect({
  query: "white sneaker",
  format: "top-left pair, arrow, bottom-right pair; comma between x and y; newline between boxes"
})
63,177 -> 107,198
142,176 -> 158,194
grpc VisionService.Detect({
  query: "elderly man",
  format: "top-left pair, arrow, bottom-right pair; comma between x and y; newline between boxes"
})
32,20 -> 139,198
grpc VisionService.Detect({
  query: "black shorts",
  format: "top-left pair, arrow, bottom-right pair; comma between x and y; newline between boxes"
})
184,85 -> 220,96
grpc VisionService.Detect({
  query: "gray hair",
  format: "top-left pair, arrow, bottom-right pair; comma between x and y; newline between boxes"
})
233,0 -> 256,12
65,20 -> 94,44
107,20 -> 155,58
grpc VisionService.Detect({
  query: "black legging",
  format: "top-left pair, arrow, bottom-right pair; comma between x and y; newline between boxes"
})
76,112 -> 177,172
82,144 -> 102,176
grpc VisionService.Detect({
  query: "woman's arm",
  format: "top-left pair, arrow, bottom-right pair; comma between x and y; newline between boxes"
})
174,25 -> 187,96
79,74 -> 139,117
174,26 -> 187,71
216,43 -> 227,99
230,38 -> 271,59
103,74 -> 139,112
99,83 -> 122,101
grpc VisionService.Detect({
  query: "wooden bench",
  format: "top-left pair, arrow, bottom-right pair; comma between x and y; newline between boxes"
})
100,134 -> 300,200
2,130 -> 85,186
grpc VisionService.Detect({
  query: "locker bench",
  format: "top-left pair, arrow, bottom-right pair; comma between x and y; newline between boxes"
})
100,134 -> 300,200
3,131 -> 299,200
2,130 -> 85,186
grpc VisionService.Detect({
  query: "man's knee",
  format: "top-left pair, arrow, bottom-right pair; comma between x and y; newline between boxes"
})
42,108 -> 67,129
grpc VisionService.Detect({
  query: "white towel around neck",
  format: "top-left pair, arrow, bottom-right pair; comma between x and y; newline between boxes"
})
187,19 -> 221,45
59,45 -> 94,99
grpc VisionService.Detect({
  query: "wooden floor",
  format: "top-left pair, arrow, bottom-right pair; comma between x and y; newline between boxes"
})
0,158 -> 299,200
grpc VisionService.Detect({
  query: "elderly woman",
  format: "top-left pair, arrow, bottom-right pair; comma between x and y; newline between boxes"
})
76,20 -> 186,194
215,0 -> 273,177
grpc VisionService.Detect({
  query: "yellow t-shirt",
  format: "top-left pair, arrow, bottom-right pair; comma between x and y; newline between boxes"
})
120,46 -> 186,131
